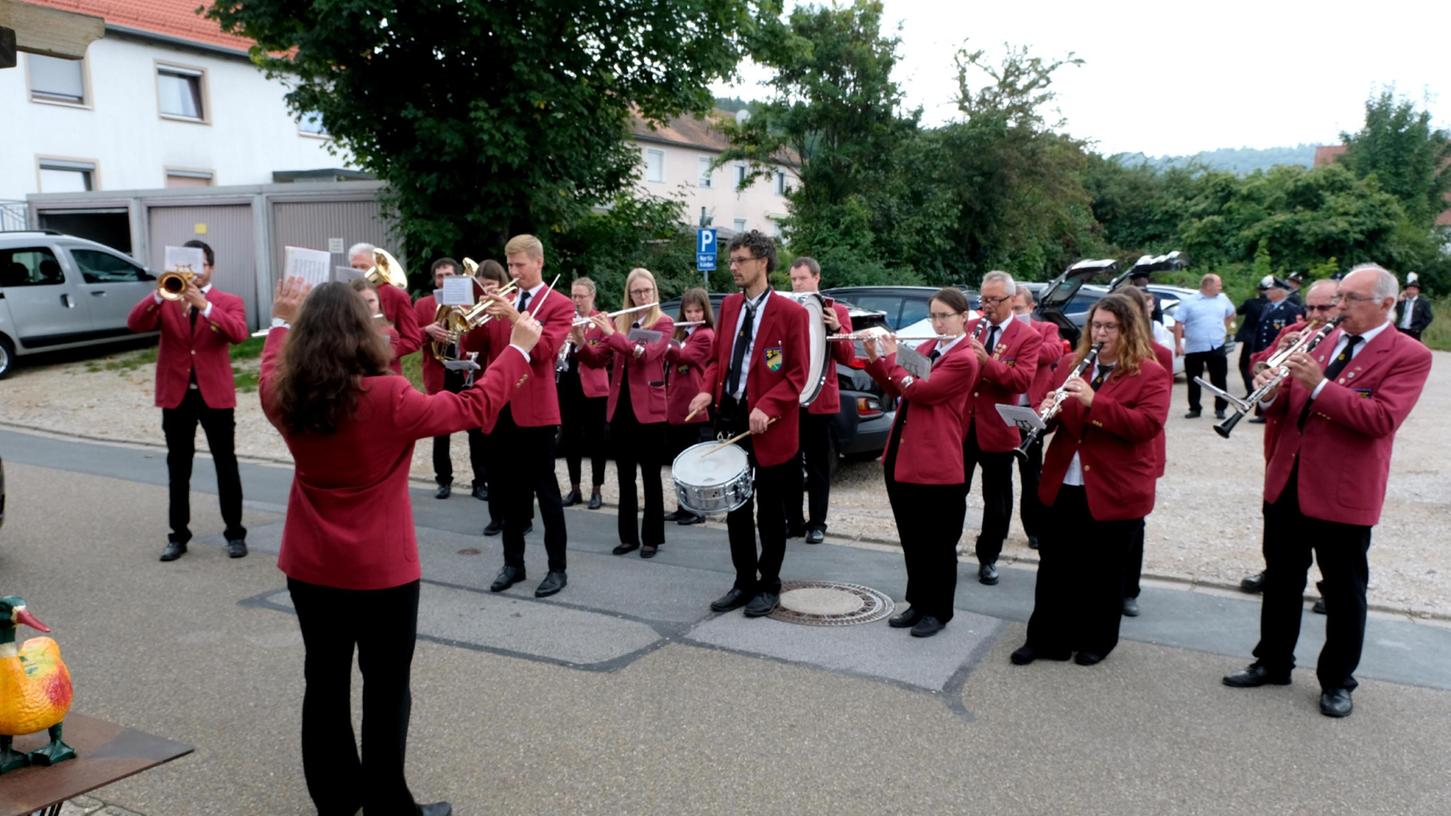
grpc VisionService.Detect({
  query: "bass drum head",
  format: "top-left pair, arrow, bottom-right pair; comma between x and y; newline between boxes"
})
785,292 -> 829,406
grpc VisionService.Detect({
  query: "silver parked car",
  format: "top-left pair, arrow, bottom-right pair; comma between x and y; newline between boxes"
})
0,230 -> 158,378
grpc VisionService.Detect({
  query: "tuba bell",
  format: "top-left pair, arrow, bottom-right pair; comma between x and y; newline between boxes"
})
366,248 -> 408,290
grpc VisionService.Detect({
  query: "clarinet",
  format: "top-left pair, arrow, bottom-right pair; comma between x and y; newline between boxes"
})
1014,342 -> 1104,461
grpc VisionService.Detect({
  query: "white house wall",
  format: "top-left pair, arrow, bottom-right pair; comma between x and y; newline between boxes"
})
0,32 -> 349,201
635,142 -> 795,236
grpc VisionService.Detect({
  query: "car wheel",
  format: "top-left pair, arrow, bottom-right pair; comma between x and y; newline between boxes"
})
0,335 -> 14,379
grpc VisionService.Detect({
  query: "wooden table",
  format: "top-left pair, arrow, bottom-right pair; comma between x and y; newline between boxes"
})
0,713 -> 192,816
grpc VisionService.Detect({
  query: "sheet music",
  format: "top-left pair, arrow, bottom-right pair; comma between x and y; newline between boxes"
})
332,265 -> 364,283
441,276 -> 474,306
995,404 -> 1046,432
163,245 -> 206,273
627,328 -> 663,344
896,345 -> 931,381
284,246 -> 332,287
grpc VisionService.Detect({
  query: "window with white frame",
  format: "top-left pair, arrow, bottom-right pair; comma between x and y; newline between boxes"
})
28,54 -> 86,105
38,159 -> 96,192
166,169 -> 214,188
644,149 -> 665,183
157,64 -> 206,120
299,111 -> 329,136
774,170 -> 787,195
733,218 -> 747,234
734,164 -> 747,188
697,157 -> 713,188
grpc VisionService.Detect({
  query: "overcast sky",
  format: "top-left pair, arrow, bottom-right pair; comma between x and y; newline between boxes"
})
712,0 -> 1450,157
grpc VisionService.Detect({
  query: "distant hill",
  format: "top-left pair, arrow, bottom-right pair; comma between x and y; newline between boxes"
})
1112,144 -> 1319,175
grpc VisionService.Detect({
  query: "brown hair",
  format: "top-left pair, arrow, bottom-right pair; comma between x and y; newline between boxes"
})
268,282 -> 393,435
675,287 -> 715,341
930,287 -> 970,315
475,259 -> 507,286
1072,292 -> 1155,379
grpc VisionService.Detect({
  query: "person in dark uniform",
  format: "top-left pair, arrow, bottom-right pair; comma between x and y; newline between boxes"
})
1394,274 -> 1434,342
1246,277 -> 1304,424
1235,281 -> 1269,393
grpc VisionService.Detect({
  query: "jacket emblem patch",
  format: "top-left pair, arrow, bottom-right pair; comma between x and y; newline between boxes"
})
765,345 -> 783,372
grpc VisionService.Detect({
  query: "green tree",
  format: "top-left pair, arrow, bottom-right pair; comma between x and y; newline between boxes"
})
207,0 -> 757,284
1340,91 -> 1451,228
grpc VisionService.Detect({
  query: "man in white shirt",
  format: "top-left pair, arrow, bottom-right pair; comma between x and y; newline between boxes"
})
1172,273 -> 1236,419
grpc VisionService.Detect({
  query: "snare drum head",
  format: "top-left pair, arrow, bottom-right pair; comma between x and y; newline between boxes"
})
673,442 -> 749,486
797,295 -> 829,405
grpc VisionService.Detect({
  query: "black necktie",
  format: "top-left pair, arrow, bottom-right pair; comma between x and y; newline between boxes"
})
189,305 -> 198,328
985,325 -> 999,353
517,289 -> 531,313
929,348 -> 941,364
1090,365 -> 1113,391
726,297 -> 760,397
1299,335 -> 1360,429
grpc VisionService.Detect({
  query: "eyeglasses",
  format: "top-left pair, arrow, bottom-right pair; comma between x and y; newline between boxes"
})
1305,304 -> 1335,313
629,288 -> 654,296
728,255 -> 760,266
929,312 -> 962,321
1089,321 -> 1121,332
979,295 -> 1010,307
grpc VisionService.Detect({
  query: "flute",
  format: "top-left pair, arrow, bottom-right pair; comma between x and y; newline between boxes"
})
572,302 -> 658,327
825,332 -> 960,342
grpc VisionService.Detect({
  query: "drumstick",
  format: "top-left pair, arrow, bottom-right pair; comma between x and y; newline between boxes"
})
682,405 -> 704,423
703,418 -> 776,457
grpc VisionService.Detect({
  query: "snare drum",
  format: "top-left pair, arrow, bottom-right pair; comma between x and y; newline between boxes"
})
783,292 -> 829,406
672,441 -> 753,515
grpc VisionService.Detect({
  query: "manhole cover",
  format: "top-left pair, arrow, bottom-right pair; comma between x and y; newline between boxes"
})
771,580 -> 895,626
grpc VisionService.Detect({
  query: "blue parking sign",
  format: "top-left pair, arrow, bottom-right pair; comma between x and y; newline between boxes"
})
696,228 -> 717,272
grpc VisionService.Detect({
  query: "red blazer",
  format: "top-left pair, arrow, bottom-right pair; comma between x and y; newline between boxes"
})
1262,325 -> 1431,527
700,291 -> 810,468
1150,342 -> 1173,478
1025,320 -> 1066,406
865,337 -> 979,485
1253,318 -> 1313,461
577,314 -> 674,424
378,283 -> 424,363
1039,357 -> 1171,521
963,316 -> 1043,452
461,285 -> 573,431
259,328 -> 530,590
808,301 -> 855,415
666,327 -> 714,425
414,294 -> 446,394
571,311 -> 611,399
126,288 -> 249,409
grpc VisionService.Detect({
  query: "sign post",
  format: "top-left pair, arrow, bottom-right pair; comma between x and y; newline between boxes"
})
696,227 -> 717,287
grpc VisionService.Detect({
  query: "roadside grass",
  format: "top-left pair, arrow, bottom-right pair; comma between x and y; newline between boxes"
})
1422,296 -> 1450,352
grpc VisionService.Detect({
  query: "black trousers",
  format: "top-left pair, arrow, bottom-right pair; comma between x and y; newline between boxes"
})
611,387 -> 667,548
431,370 -> 487,488
963,421 -> 1013,564
560,370 -> 607,489
887,477 -> 967,622
1237,343 -> 1255,393
493,406 -> 568,572
1024,485 -> 1139,657
1124,519 -> 1146,600
162,388 -> 245,543
787,409 -> 834,533
288,578 -> 420,816
720,395 -> 793,594
1015,429 -> 1046,540
1253,467 -> 1371,692
1184,346 -> 1229,413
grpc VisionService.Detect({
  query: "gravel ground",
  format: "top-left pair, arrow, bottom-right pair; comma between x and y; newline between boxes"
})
3,346 -> 1445,617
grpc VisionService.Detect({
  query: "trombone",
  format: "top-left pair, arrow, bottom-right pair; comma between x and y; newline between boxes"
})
1197,317 -> 1342,438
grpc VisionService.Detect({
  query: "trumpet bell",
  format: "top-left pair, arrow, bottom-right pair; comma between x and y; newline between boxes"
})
157,269 -> 195,301
367,248 -> 408,290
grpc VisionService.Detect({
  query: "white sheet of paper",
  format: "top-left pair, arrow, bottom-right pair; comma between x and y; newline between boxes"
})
628,327 -> 662,344
441,276 -> 474,306
284,246 -> 332,287
442,359 -> 481,371
333,266 -> 364,283
163,245 -> 206,274
896,345 -> 931,380
996,403 -> 1046,432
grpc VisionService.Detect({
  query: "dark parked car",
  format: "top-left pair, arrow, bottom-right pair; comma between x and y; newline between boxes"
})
658,292 -> 894,462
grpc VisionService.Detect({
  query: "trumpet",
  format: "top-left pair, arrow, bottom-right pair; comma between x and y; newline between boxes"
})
1199,317 -> 1342,439
1014,342 -> 1104,461
157,268 -> 196,301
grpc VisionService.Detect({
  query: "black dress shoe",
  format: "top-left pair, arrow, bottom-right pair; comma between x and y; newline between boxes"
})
535,571 -> 567,597
612,542 -> 640,556
640,544 -> 659,559
1240,571 -> 1266,593
226,539 -> 248,559
710,588 -> 750,612
1074,651 -> 1105,666
418,802 -> 453,816
666,508 -> 690,521
587,490 -> 603,510
563,488 -> 582,507
1027,536 -> 1040,550
744,592 -> 780,618
483,521 -> 502,537
1215,409 -> 1227,420
471,484 -> 489,501
677,513 -> 705,526
1184,409 -> 1202,419
489,565 -> 526,592
1247,416 -> 1267,424
978,563 -> 999,586
1010,645 -> 1071,665
159,540 -> 187,562
434,484 -> 452,500
1312,598 -> 1327,615
910,616 -> 945,638
1121,597 -> 1140,617
888,606 -> 923,628
1222,664 -> 1292,688
1319,688 -> 1353,718
805,528 -> 825,545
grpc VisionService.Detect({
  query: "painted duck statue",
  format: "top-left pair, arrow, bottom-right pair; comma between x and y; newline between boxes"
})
0,596 -> 76,774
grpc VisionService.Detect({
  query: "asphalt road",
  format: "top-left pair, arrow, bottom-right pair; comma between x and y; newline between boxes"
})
1,428 -> 1449,815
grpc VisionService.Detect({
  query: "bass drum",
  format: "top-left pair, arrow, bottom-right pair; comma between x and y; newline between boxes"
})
783,292 -> 829,406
